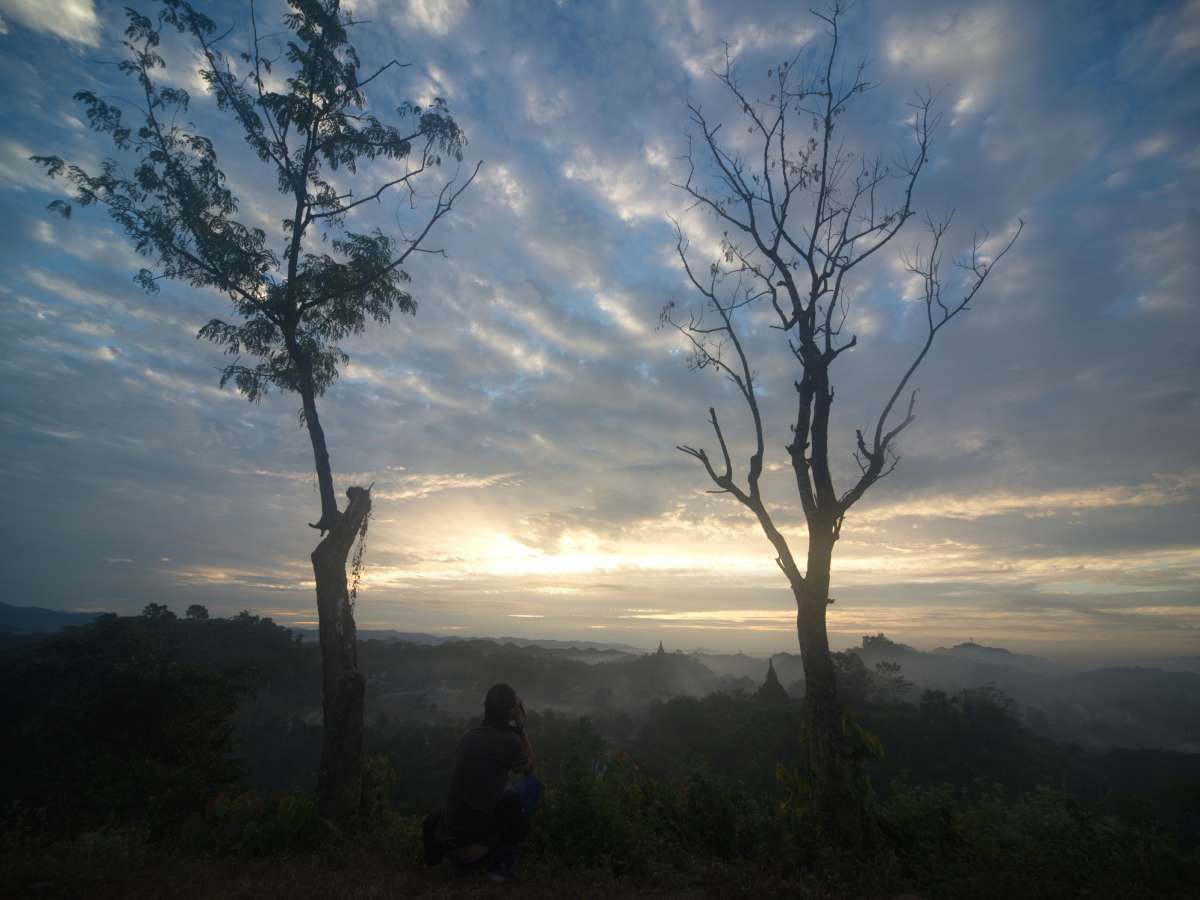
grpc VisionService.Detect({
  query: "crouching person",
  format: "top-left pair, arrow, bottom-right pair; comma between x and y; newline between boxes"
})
423,683 -> 542,882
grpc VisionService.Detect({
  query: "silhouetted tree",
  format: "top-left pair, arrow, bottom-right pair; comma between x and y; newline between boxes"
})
34,0 -> 477,818
0,614 -> 243,833
185,604 -> 210,621
663,2 -> 1020,843
142,602 -> 176,621
872,661 -> 913,704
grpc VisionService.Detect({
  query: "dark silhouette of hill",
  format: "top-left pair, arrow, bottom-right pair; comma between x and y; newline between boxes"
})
684,649 -> 805,690
1158,656 -> 1200,673
842,633 -> 1200,751
1051,666 -> 1200,750
850,633 -> 1053,693
931,640 -> 1066,676
296,627 -> 644,656
0,601 -> 105,633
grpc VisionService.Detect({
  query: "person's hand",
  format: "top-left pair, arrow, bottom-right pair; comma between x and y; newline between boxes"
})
513,698 -> 527,726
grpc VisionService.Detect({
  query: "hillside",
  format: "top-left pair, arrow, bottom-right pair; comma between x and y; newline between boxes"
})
0,601 -> 104,633
2,609 -> 1198,899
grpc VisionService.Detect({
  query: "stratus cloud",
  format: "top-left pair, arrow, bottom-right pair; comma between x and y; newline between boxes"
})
374,472 -> 520,501
0,138 -> 58,191
406,0 -> 468,35
223,467 -> 516,502
1122,0 -> 1200,73
0,0 -> 99,46
562,146 -> 669,223
853,474 -> 1200,523
1129,220 -> 1199,312
170,563 -> 310,592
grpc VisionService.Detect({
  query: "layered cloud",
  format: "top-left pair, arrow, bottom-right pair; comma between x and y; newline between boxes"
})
0,0 -> 1197,660
0,0 -> 100,46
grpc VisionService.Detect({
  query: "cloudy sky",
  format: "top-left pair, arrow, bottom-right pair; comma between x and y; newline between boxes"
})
0,0 -> 1197,660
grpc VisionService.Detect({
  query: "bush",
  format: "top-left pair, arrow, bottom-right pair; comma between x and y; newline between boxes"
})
0,825 -> 149,898
178,791 -> 324,857
0,615 -> 244,836
882,783 -> 1200,898
530,749 -> 781,884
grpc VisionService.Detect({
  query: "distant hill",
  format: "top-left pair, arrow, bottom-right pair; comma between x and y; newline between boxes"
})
296,627 -> 644,656
839,633 -> 1200,752
931,641 -> 1064,676
1156,656 -> 1200,674
0,602 -> 104,633
687,650 -> 805,694
851,634 -> 1053,695
1051,666 -> 1200,751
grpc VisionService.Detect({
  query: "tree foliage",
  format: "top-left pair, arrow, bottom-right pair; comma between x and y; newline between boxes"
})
0,615 -> 244,834
34,0 -> 474,405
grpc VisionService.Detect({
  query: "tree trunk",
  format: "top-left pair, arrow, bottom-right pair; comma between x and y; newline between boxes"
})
794,527 -> 873,845
298,373 -> 339,534
313,485 -> 371,820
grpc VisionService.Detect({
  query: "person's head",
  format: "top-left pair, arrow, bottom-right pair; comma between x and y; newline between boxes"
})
483,682 -> 518,727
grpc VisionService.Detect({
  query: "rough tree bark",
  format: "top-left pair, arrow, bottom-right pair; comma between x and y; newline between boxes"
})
312,484 -> 371,820
296,351 -> 369,819
793,524 -> 869,843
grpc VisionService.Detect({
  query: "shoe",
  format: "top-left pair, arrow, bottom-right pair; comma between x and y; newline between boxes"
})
487,861 -> 516,883
487,849 -> 518,883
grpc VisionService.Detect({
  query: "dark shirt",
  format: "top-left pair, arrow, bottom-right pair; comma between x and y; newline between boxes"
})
441,724 -> 530,842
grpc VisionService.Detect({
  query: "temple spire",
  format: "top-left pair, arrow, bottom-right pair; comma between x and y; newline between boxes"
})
755,656 -> 789,702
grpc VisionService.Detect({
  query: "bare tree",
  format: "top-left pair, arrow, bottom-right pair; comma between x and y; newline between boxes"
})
34,0 -> 478,818
663,3 -> 1020,842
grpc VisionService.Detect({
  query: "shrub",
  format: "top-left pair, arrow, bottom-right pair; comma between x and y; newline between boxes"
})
881,784 -> 1200,898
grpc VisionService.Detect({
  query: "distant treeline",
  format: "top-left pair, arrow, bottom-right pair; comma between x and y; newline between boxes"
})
2,608 -> 1198,897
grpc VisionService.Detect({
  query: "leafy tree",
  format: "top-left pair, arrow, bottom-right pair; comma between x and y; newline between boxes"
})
185,604 -> 210,621
872,661 -> 913,705
33,0 -> 478,817
662,2 -> 1020,843
0,615 -> 244,834
142,602 -> 176,621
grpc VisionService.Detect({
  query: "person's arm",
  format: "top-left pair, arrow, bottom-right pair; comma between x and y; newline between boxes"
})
511,698 -> 535,773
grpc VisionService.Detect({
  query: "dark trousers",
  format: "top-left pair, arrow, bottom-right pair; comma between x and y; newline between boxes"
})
494,773 -> 542,846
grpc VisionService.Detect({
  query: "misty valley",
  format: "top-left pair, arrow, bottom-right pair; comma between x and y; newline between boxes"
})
3,604 -> 1198,896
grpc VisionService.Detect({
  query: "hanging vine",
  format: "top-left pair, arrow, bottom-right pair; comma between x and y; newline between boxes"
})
349,503 -> 371,611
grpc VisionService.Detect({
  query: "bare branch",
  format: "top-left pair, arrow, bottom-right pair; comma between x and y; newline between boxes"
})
304,161 -> 481,311
841,218 -> 1023,512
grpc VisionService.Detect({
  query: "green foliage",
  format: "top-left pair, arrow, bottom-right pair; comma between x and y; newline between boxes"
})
864,685 -> 1055,796
0,615 -> 244,836
532,751 -> 777,882
636,694 -> 802,796
774,712 -> 883,842
178,790 -> 324,857
0,825 -> 150,898
883,784 -> 1200,898
358,754 -> 396,823
32,0 -> 474,404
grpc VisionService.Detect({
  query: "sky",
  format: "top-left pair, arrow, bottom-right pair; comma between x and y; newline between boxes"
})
0,0 -> 1197,661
